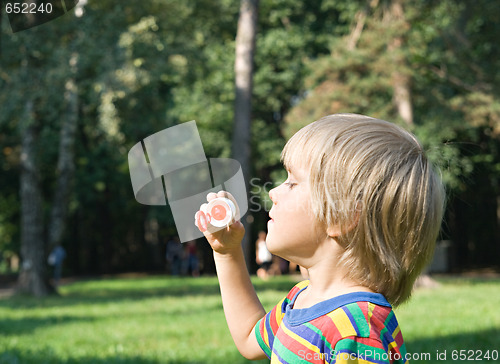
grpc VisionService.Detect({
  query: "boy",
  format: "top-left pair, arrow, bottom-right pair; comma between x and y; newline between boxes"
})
195,113 -> 445,363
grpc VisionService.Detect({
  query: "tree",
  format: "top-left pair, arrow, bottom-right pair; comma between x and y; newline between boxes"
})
2,0 -> 498,279
232,0 -> 259,265
18,98 -> 53,296
15,10 -> 56,296
386,0 -> 413,126
14,2 -> 82,295
48,53 -> 78,253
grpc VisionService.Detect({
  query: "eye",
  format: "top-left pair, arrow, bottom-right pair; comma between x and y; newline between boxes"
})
285,182 -> 297,190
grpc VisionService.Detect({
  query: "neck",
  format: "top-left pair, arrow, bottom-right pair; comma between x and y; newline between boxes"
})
308,263 -> 371,297
293,239 -> 372,308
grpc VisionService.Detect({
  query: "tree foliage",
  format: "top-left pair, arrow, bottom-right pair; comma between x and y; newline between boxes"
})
0,0 -> 498,284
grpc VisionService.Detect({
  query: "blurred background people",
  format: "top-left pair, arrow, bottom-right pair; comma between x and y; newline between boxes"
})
184,240 -> 200,277
255,231 -> 273,279
48,245 -> 66,286
166,236 -> 183,276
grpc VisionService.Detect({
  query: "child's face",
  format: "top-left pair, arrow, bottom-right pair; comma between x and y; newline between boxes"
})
266,165 -> 325,263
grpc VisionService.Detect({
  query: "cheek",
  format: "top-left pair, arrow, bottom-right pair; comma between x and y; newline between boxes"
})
267,217 -> 305,244
287,200 -> 313,223
277,196 -> 307,219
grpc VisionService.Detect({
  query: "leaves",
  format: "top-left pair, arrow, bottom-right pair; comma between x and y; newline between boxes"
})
0,0 -> 498,274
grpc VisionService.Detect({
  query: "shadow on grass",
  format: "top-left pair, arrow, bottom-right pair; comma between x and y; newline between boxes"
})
0,315 -> 98,336
0,351 -> 267,364
0,276 -> 298,340
0,277 -> 218,309
2,329 -> 498,364
0,275 -> 298,309
0,351 -> 161,364
406,328 -> 500,363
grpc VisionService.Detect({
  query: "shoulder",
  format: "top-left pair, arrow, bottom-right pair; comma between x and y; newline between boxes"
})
276,280 -> 309,314
285,280 -> 309,301
326,302 -> 406,361
312,298 -> 396,345
325,301 -> 389,339
289,280 -> 309,296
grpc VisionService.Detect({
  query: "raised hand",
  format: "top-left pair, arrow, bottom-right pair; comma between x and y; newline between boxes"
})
195,191 -> 245,255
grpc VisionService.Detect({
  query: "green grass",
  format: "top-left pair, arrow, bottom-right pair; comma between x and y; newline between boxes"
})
0,276 -> 499,364
396,277 -> 500,363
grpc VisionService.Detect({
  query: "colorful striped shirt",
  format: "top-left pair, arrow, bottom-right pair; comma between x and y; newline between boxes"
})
255,280 -> 409,363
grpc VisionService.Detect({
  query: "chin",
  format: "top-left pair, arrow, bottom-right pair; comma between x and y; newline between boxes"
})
265,236 -> 286,258
264,235 -> 277,254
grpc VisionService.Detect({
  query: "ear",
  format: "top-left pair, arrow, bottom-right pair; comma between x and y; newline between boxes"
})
326,224 -> 343,238
327,205 -> 361,238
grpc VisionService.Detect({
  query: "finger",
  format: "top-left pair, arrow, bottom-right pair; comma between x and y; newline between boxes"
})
194,205 -> 209,231
207,192 -> 218,202
232,220 -> 243,229
194,211 -> 205,230
194,211 -> 200,229
195,210 -> 208,232
216,190 -> 228,198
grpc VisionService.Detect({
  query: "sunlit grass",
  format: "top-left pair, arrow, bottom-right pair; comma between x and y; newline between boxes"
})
0,275 -> 499,363
395,277 -> 500,363
0,276 -> 295,364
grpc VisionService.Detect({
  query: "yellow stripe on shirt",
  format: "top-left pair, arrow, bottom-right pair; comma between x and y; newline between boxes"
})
327,309 -> 358,338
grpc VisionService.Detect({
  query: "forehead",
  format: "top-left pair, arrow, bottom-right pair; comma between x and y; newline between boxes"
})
283,152 -> 311,181
281,129 -> 316,177
285,165 -> 307,180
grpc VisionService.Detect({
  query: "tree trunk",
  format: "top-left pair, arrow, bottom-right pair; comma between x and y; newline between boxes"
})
346,0 -> 379,51
48,53 -> 78,250
15,6 -> 56,297
17,100 -> 54,297
387,0 -> 413,126
17,46 -> 78,296
232,0 -> 259,269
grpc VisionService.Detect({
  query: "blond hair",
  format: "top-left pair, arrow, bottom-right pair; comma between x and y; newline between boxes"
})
282,113 -> 445,306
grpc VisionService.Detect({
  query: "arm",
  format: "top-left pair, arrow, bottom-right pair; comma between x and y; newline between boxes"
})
196,191 -> 267,360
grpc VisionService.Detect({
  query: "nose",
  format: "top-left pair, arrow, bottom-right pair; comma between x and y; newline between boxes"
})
269,186 -> 277,205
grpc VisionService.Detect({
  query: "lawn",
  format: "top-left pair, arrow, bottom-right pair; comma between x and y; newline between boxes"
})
0,275 -> 499,363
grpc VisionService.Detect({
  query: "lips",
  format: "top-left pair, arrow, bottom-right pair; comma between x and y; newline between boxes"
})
268,212 -> 274,224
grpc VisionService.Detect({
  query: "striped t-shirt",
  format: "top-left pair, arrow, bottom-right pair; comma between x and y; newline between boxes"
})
255,280 -> 408,363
